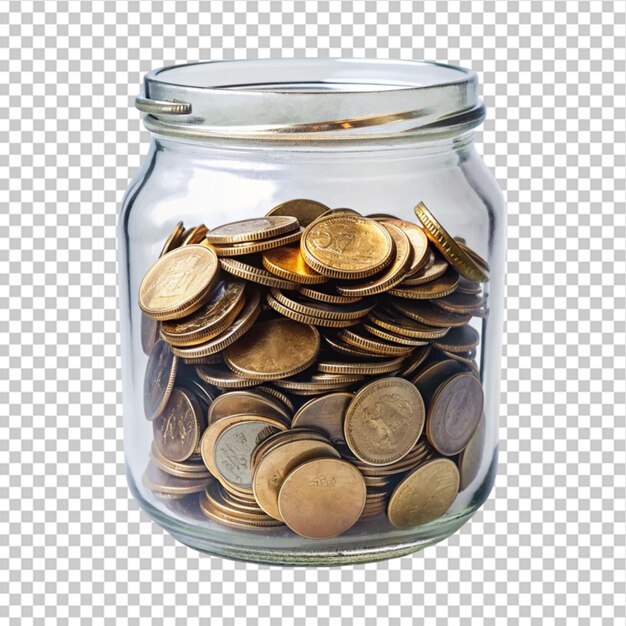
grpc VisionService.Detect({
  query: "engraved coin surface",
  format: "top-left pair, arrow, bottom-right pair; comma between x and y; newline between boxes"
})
224,318 -> 320,380
214,421 -> 281,490
143,340 -> 178,420
139,245 -> 219,320
426,372 -> 483,456
344,377 -> 425,466
206,216 -> 299,244
265,198 -> 331,226
153,387 -> 203,462
301,215 -> 394,279
291,392 -> 353,442
387,458 -> 459,528
278,458 -> 366,539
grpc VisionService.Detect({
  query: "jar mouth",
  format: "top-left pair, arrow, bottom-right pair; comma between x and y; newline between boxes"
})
137,58 -> 484,143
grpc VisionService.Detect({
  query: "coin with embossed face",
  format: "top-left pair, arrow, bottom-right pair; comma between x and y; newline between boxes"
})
278,457 -> 366,539
143,340 -> 178,420
139,245 -> 219,320
343,377 -> 425,466
387,458 -> 459,528
153,387 -> 204,462
301,215 -> 394,279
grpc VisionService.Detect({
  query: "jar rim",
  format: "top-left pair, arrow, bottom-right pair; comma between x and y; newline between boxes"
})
137,58 -> 485,143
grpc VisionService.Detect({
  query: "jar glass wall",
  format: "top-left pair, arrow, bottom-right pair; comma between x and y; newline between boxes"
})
118,59 -> 505,565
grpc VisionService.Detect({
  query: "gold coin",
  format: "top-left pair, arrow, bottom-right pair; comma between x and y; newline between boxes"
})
160,279 -> 246,346
366,213 -> 401,220
298,285 -> 362,304
223,318 -> 321,380
142,462 -> 211,495
253,439 -> 340,520
195,364 -> 259,389
153,387 -> 204,462
458,415 -> 485,490
376,218 -> 429,275
431,291 -> 487,316
316,356 -> 406,376
410,359 -> 468,403
388,266 -> 459,300
322,334 -> 394,360
387,458 -> 459,529
361,322 -> 429,347
214,420 -> 282,491
300,215 -> 394,279
426,372 -> 483,456
337,328 -> 415,356
181,353 -> 223,365
139,245 -> 219,320
219,256 -> 300,290
199,486 -> 284,528
143,340 -> 178,420
181,224 -> 209,246
437,349 -> 480,376
170,287 -> 261,358
398,345 -> 432,379
207,390 -> 291,424
334,222 -> 412,296
432,325 -> 480,353
278,458 -> 366,539
265,198 -> 331,227
205,481 -> 275,520
367,307 -> 450,339
456,276 -> 482,295
400,250 -> 448,285
273,374 -> 363,392
457,240 -> 490,273
150,443 -> 211,479
200,414 -> 289,478
254,386 -> 296,413
291,392 -> 354,442
414,202 -> 489,283
266,292 -> 360,328
343,377 -> 425,466
391,298 -> 471,328
141,315 -> 160,356
261,245 -> 329,285
205,216 -> 299,244
159,221 -> 185,256
213,228 -> 303,257
250,428 -> 329,470
270,288 -> 374,321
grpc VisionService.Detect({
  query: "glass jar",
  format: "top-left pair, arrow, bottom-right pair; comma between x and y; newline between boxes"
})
118,59 -> 505,565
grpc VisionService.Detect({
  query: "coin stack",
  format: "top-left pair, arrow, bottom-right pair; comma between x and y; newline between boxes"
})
138,199 -> 488,539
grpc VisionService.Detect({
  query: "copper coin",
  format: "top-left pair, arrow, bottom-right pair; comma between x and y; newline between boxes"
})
278,458 -> 366,539
207,390 -> 291,424
344,377 -> 425,466
291,392 -> 354,442
426,372 -> 483,456
388,266 -> 459,300
387,458 -> 459,528
206,216 -> 299,244
142,462 -> 211,495
337,327 -> 415,356
153,387 -> 204,462
391,298 -> 472,328
433,325 -> 480,353
143,340 -> 178,420
224,318 -> 320,380
253,438 -> 340,520
265,198 -> 331,227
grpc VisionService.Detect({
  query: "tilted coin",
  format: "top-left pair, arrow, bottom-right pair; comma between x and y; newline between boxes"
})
367,307 -> 450,339
426,372 -> 483,456
316,356 -> 406,376
205,216 -> 299,244
266,292 -> 361,328
253,438 -> 340,520
262,245 -> 328,285
141,315 -> 160,356
437,349 -> 480,376
398,345 -> 432,379
207,390 -> 291,424
431,291 -> 487,316
337,327 -> 415,356
291,392 -> 354,442
322,334 -> 394,360
414,202 -> 489,283
361,322 -> 428,347
300,214 -> 395,279
150,442 -> 211,479
400,249 -> 448,285
153,387 -> 204,462
458,415 -> 485,490
334,222 -> 412,296
159,221 -> 185,257
269,288 -> 375,320
139,245 -> 219,320
265,198 -> 331,227
387,458 -> 459,528
213,228 -> 303,257
456,276 -> 482,295
388,266 -> 459,300
343,377 -> 425,466
160,279 -> 246,346
391,298 -> 472,328
432,324 -> 480,353
298,285 -> 363,305
142,462 -> 211,495
176,375 -> 218,407
273,373 -> 363,392
376,218 -> 429,275
169,287 -> 261,358
457,240 -> 490,273
278,457 -> 366,539
180,224 -> 209,246
214,421 -> 281,491
223,318 -> 321,380
366,213 -> 401,220
250,428 -> 329,470
254,386 -> 295,413
410,358 -> 467,404
143,340 -> 178,420
219,256 -> 300,290
195,364 -> 259,389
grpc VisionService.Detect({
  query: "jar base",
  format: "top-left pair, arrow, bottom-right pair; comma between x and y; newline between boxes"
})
127,466 -> 492,566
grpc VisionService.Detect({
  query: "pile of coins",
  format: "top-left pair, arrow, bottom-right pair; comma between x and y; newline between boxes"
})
138,199 -> 488,539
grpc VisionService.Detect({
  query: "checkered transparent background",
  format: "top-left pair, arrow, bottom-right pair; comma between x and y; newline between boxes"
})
1,1 -> 625,624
